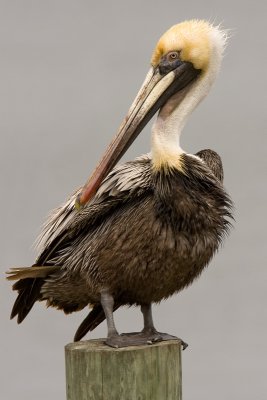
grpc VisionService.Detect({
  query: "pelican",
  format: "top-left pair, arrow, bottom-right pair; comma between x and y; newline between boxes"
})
7,20 -> 233,348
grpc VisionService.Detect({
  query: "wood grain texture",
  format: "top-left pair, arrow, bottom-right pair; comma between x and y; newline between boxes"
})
65,339 -> 182,400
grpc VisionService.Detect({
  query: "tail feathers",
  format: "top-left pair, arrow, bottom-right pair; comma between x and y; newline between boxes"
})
10,278 -> 43,323
6,265 -> 58,281
74,302 -> 121,342
7,265 -> 59,324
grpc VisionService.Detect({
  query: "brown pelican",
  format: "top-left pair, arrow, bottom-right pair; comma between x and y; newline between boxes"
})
7,20 -> 232,348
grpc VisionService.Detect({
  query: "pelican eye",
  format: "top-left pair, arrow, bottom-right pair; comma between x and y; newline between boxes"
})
158,51 -> 182,75
167,51 -> 180,62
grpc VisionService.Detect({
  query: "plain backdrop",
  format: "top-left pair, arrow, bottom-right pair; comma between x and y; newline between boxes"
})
1,1 -> 266,399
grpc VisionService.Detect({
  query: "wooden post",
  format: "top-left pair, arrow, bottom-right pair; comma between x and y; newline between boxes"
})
65,339 -> 182,400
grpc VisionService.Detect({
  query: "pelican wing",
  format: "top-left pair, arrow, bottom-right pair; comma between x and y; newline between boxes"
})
36,154 -> 152,264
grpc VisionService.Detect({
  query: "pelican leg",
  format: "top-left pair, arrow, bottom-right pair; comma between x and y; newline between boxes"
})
141,303 -> 156,333
101,295 -> 187,349
100,290 -> 156,349
100,289 -> 118,338
140,303 -> 188,349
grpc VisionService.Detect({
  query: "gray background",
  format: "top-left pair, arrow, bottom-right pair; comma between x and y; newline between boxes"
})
1,1 -> 266,399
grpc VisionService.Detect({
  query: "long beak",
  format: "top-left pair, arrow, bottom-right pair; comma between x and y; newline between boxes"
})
76,61 -> 199,208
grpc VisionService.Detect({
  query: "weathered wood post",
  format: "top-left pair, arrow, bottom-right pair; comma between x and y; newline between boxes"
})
65,339 -> 182,400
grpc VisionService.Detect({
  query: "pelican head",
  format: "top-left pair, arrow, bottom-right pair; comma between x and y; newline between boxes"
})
77,20 -> 227,207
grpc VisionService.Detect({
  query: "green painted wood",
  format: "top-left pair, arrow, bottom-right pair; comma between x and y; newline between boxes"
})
65,339 -> 182,400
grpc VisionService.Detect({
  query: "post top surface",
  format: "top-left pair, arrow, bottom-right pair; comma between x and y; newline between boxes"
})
65,338 -> 182,353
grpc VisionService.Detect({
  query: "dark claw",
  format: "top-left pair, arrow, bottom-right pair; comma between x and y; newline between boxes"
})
181,340 -> 188,350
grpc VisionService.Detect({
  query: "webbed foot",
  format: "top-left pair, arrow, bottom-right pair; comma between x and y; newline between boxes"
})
105,331 -> 188,349
142,331 -> 188,350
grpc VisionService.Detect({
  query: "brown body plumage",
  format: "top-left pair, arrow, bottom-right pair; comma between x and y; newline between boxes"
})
8,151 -> 232,340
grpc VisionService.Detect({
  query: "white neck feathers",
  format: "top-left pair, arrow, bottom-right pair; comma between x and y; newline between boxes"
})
151,26 -> 226,170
